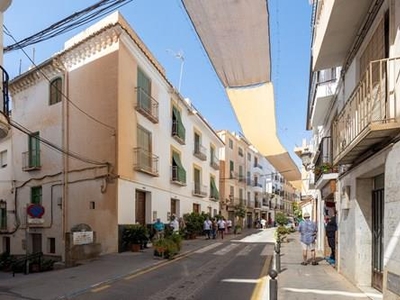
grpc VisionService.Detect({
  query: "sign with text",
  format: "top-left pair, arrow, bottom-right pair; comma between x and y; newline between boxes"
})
73,231 -> 93,245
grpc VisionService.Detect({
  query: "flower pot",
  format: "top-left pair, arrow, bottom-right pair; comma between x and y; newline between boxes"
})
131,243 -> 141,252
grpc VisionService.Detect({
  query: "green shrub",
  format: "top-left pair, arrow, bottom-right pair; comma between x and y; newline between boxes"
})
275,212 -> 288,226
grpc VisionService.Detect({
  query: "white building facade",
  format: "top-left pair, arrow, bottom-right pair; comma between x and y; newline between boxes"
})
307,0 -> 400,297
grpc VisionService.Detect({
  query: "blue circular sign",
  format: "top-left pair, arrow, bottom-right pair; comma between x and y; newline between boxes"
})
27,204 -> 45,218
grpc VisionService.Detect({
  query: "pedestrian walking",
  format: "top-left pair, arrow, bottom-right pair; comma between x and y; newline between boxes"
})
211,218 -> 218,239
203,217 -> 212,239
298,212 -> 318,265
217,217 -> 226,239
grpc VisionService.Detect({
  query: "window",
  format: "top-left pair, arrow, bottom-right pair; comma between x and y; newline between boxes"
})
31,186 -> 42,204
210,176 -> 219,200
238,147 -> 243,157
247,153 -> 251,161
0,150 -> 7,168
47,238 -> 56,254
193,167 -> 201,194
28,132 -> 40,168
229,160 -> 234,178
0,202 -> 6,230
49,77 -> 62,105
228,139 -> 233,149
137,125 -> 152,170
171,150 -> 186,184
137,67 -> 151,111
193,203 -> 200,213
172,106 -> 186,142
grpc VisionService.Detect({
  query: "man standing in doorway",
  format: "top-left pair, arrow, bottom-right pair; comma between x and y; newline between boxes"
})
298,212 -> 318,265
325,213 -> 337,264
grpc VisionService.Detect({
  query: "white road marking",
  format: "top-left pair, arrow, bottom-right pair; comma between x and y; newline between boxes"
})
236,245 -> 255,256
194,242 -> 222,253
213,243 -> 239,255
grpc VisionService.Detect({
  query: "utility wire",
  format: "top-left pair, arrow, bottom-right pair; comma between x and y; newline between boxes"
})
4,0 -> 132,53
10,119 -> 109,167
3,25 -> 115,132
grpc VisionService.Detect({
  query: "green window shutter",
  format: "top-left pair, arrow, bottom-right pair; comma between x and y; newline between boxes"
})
137,68 -> 151,110
172,152 -> 186,183
50,77 -> 62,105
28,132 -> 40,167
0,207 -> 6,229
172,107 -> 186,140
31,186 -> 42,204
210,177 -> 219,199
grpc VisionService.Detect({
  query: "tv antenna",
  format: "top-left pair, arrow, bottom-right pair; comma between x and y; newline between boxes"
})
166,49 -> 184,92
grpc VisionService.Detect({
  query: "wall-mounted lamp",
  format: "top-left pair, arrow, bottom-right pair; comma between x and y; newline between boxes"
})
300,151 -> 313,170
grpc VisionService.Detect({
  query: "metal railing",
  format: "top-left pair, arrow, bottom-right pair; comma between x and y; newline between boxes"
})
22,150 -> 41,171
193,143 -> 207,161
133,147 -> 159,176
135,87 -> 159,123
333,57 -> 400,161
192,182 -> 208,197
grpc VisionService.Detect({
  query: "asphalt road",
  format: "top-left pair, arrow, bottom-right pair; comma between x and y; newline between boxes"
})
72,239 -> 273,300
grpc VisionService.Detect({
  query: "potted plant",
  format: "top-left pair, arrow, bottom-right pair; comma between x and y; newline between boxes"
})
183,212 -> 204,239
234,224 -> 242,234
122,224 -> 148,252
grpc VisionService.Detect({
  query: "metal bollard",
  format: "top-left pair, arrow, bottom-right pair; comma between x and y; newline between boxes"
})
274,242 -> 281,273
269,269 -> 278,300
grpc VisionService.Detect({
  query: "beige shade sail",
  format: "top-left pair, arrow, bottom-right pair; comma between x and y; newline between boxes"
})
181,0 -> 271,86
182,0 -> 301,184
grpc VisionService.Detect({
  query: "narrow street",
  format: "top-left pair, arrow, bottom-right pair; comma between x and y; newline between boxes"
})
71,238 -> 273,300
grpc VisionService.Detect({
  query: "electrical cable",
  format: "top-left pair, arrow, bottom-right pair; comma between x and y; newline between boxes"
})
3,25 -> 116,132
10,119 -> 109,167
4,0 -> 132,53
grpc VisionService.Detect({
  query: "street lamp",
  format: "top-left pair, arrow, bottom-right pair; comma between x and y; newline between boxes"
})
300,150 -> 313,170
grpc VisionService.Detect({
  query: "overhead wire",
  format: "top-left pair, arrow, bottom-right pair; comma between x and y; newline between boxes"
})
3,25 -> 116,132
4,0 -> 133,53
10,119 -> 109,167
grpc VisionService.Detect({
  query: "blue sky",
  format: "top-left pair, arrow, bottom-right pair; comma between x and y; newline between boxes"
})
3,0 -> 312,167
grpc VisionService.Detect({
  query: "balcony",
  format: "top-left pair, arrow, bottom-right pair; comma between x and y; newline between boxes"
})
210,155 -> 220,170
22,150 -> 41,171
0,66 -> 10,139
313,137 -> 338,187
333,57 -> 400,165
171,120 -> 186,145
193,144 -> 207,161
133,147 -> 159,176
309,68 -> 338,128
311,0 -> 375,71
192,182 -> 207,198
135,87 -> 159,123
171,166 -> 186,186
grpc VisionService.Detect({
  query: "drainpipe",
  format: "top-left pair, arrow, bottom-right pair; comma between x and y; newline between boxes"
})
62,70 -> 70,263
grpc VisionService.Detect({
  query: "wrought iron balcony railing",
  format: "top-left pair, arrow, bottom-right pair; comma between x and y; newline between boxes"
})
193,143 -> 207,161
133,147 -> 159,176
135,87 -> 159,123
192,182 -> 208,198
22,150 -> 41,171
333,57 -> 400,164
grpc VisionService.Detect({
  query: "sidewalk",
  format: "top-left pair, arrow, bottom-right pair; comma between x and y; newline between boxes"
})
274,232 -> 383,300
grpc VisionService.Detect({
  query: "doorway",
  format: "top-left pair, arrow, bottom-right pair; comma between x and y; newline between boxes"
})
135,190 -> 146,225
371,186 -> 384,291
31,233 -> 42,253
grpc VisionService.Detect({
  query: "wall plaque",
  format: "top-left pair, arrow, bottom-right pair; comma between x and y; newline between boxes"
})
73,231 -> 93,245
